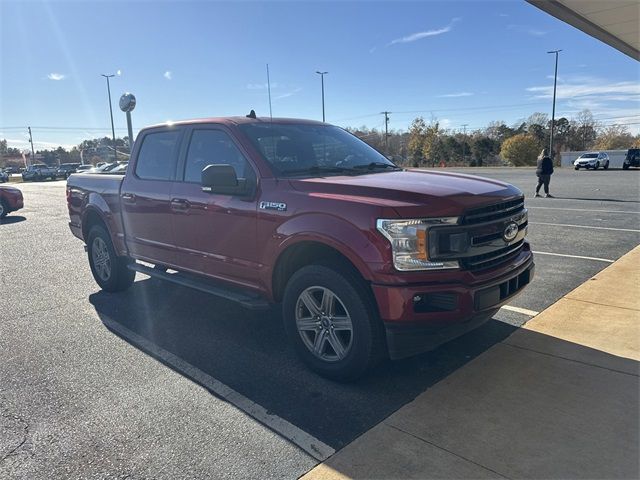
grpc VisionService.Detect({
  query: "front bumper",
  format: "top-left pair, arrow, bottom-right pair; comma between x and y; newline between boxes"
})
372,250 -> 534,359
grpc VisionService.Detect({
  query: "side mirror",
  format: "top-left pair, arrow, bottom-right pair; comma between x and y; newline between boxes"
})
201,164 -> 247,195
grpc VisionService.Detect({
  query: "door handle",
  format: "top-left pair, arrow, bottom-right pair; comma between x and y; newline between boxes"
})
170,198 -> 191,211
121,193 -> 136,203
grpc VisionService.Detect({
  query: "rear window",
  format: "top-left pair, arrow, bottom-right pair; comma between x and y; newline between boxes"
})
135,130 -> 181,181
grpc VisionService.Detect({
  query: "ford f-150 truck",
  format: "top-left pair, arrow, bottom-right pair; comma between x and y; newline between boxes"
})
67,116 -> 533,380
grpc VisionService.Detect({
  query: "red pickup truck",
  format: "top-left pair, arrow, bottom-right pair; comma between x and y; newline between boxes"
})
67,116 -> 533,380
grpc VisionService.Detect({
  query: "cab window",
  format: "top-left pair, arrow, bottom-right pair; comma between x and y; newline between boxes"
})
183,129 -> 254,183
135,130 -> 181,181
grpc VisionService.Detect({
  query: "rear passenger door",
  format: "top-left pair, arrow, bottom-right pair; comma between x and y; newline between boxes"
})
120,127 -> 184,266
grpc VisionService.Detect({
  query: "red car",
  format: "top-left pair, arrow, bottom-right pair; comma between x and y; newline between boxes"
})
0,185 -> 24,218
67,116 -> 533,380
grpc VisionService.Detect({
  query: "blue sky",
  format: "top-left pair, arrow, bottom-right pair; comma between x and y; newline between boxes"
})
1,0 -> 638,150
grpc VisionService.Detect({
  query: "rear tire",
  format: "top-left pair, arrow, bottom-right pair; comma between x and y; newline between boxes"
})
604,161 -> 609,170
0,199 -> 8,218
623,163 -> 629,170
282,264 -> 384,381
87,224 -> 135,292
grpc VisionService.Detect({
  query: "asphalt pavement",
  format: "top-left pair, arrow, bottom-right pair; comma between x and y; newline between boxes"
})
1,167 -> 638,479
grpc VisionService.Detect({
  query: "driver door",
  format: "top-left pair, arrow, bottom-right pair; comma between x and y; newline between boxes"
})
170,126 -> 261,289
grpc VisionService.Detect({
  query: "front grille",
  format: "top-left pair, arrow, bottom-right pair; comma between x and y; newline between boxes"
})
430,197 -> 528,272
460,240 -> 525,271
472,220 -> 528,246
462,198 -> 525,225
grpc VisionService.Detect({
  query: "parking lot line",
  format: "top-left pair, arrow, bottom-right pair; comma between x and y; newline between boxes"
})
527,206 -> 640,215
529,222 -> 640,233
501,305 -> 539,316
532,251 -> 615,263
100,315 -> 336,461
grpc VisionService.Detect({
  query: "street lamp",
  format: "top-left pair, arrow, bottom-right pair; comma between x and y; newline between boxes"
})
316,71 -> 328,122
547,50 -> 562,160
101,74 -> 118,162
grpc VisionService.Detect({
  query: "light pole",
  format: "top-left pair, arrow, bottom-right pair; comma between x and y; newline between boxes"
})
101,74 -> 118,162
316,71 -> 328,122
547,50 -> 561,161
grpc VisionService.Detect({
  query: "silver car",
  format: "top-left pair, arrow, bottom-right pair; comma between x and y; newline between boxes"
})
574,152 -> 609,170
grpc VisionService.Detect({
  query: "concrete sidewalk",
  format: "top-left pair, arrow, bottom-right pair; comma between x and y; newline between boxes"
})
302,247 -> 640,479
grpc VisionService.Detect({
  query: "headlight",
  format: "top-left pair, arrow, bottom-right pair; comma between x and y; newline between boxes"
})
377,219 -> 459,271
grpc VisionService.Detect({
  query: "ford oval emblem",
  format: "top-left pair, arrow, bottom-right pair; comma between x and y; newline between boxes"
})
503,221 -> 519,243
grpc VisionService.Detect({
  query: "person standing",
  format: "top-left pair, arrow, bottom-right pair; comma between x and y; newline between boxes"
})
535,148 -> 554,198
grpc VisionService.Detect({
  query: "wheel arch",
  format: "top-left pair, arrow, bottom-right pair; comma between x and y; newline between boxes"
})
271,239 -> 373,304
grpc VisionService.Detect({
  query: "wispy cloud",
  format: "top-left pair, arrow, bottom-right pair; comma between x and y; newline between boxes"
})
47,72 -> 65,81
163,70 -> 172,80
508,24 -> 547,36
388,18 -> 460,46
437,92 -> 474,98
526,75 -> 640,132
275,87 -> 302,100
527,77 -> 640,100
498,13 -> 509,17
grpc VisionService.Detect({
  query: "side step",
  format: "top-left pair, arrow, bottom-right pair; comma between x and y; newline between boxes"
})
128,263 -> 271,310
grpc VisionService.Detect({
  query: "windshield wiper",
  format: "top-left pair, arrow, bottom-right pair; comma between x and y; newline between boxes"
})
352,162 -> 401,171
282,166 -> 358,177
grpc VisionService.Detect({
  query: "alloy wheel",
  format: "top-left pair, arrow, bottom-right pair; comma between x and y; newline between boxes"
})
295,286 -> 353,362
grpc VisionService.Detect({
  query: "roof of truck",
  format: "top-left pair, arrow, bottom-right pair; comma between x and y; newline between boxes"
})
144,116 -> 326,130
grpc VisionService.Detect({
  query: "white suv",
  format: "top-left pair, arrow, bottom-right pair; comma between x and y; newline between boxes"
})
574,152 -> 609,170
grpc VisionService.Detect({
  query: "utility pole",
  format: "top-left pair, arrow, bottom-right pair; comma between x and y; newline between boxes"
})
316,71 -> 328,122
461,124 -> 468,164
547,50 -> 562,161
381,111 -> 390,152
101,74 -> 118,162
27,127 -> 35,166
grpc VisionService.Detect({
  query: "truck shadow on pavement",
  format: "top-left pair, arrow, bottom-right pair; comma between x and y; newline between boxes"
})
89,277 -> 518,450
0,215 -> 26,225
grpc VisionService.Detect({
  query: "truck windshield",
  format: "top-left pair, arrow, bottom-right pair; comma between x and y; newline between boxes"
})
239,123 -> 399,177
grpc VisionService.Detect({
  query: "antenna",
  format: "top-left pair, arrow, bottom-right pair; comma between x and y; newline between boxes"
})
266,63 -> 273,122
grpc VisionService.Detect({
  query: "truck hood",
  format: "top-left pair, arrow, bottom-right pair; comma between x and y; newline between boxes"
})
289,169 -> 523,217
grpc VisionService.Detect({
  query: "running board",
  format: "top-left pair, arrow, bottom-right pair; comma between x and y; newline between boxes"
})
128,263 -> 270,310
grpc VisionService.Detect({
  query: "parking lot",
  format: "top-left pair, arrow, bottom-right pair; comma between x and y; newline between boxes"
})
1,167 -> 638,479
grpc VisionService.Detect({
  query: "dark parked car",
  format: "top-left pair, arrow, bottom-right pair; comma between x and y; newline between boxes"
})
57,163 -> 81,179
0,185 -> 24,218
75,165 -> 94,173
623,148 -> 639,170
22,164 -> 58,181
0,171 -> 8,183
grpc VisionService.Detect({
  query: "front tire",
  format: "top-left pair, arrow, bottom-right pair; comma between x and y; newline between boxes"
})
282,264 -> 384,381
604,161 -> 609,170
0,199 -> 8,218
87,224 -> 135,292
594,162 -> 600,170
574,166 -> 579,170
623,162 -> 630,170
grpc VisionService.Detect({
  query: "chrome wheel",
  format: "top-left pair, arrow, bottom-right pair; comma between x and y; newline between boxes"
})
295,286 -> 353,362
92,237 -> 112,281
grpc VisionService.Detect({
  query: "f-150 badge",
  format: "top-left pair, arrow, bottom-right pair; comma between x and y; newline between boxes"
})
259,201 -> 287,212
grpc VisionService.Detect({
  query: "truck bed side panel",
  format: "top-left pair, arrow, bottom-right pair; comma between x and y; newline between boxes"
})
67,173 -> 128,255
